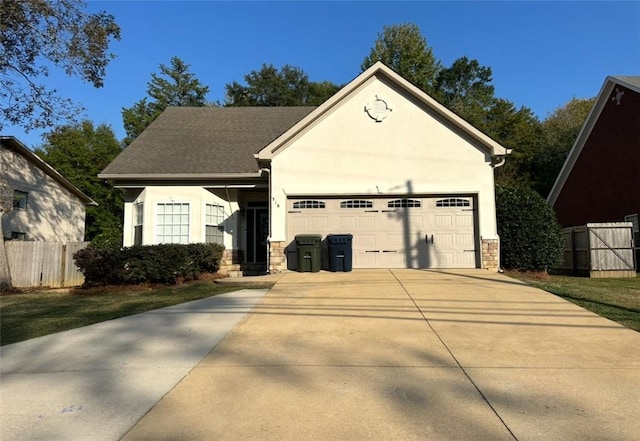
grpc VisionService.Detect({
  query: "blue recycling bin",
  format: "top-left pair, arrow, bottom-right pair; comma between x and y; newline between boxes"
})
327,234 -> 353,272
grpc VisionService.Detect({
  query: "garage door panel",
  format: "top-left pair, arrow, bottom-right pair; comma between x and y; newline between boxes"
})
435,214 -> 453,227
455,214 -> 474,227
355,233 -> 376,248
287,196 -> 478,269
338,216 -> 356,229
456,233 -> 474,246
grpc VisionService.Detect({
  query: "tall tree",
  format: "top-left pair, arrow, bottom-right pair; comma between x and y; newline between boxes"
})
529,97 -> 595,197
36,121 -> 124,245
486,99 -> 543,187
435,56 -> 495,128
122,56 -> 210,145
224,64 -> 339,106
361,23 -> 442,94
0,0 -> 120,132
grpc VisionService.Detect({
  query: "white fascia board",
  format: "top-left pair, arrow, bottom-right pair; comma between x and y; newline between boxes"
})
256,61 -> 510,161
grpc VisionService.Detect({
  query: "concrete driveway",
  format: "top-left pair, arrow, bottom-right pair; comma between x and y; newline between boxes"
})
121,269 -> 640,441
2,270 -> 639,441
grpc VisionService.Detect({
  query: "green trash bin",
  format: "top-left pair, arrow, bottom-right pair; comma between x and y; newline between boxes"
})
295,234 -> 322,272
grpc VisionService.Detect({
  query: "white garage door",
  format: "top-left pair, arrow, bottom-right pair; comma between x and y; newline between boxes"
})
287,196 -> 477,269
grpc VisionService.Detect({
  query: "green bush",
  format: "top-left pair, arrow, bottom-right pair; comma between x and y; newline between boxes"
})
496,184 -> 564,271
74,243 -> 225,286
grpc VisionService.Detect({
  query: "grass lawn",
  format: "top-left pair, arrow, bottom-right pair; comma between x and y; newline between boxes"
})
508,272 -> 640,332
0,280 -> 273,346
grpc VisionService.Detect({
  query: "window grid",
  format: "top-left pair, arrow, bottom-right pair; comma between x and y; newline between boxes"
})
205,203 -> 225,245
387,199 -> 421,208
156,203 -> 190,244
340,200 -> 373,209
436,198 -> 471,207
134,203 -> 144,246
13,190 -> 28,210
292,200 -> 326,209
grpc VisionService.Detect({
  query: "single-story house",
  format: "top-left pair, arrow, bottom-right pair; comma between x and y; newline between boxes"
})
547,76 -> 639,230
1,136 -> 96,242
99,62 -> 510,274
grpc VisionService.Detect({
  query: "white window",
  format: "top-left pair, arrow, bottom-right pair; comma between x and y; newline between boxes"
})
436,198 -> 471,208
12,190 -> 28,210
156,202 -> 190,244
205,203 -> 225,245
388,199 -> 421,208
134,203 -> 144,246
340,200 -> 373,209
292,200 -> 325,209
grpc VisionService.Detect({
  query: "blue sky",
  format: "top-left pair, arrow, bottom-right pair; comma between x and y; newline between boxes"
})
4,1 -> 640,149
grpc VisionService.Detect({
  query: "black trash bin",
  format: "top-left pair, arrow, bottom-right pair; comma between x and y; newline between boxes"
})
295,234 -> 322,272
327,234 -> 353,272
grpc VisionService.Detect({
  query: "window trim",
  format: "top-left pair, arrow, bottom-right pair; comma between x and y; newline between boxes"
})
436,198 -> 471,208
387,199 -> 422,208
340,200 -> 373,209
133,202 -> 144,246
292,200 -> 326,209
12,190 -> 28,210
204,202 -> 225,245
154,201 -> 191,244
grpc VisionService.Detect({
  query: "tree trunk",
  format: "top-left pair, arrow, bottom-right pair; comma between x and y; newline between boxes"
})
0,211 -> 13,291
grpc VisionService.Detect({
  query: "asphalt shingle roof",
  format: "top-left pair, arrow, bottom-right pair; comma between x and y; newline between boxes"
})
101,106 -> 316,176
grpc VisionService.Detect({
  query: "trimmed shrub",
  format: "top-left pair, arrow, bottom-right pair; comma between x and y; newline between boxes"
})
496,184 -> 564,271
73,247 -> 124,285
74,243 -> 225,286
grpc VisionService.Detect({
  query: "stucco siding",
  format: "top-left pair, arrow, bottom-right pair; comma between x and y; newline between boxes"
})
270,76 -> 497,242
122,186 -> 239,248
2,146 -> 86,242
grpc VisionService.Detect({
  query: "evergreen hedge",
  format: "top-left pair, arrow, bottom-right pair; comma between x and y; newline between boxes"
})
74,243 -> 225,286
496,184 -> 564,271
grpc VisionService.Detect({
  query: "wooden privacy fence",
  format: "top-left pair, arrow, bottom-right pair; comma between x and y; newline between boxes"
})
558,222 -> 636,278
5,241 -> 89,288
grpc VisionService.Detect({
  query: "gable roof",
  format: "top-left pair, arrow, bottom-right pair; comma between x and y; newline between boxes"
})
99,106 -> 315,180
1,136 -> 96,206
257,61 -> 510,161
547,75 -> 640,205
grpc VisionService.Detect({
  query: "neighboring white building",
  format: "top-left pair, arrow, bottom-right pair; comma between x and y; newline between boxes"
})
100,62 -> 510,274
1,136 -> 96,242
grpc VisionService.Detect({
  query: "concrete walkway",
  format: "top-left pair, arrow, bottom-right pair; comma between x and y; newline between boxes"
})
0,289 -> 268,441
120,269 -> 640,441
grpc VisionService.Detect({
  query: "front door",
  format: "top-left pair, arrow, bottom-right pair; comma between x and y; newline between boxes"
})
246,207 -> 268,263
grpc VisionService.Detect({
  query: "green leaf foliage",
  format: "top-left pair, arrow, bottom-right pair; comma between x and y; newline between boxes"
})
362,23 -> 442,95
35,120 -> 124,242
224,63 -> 340,106
530,97 -> 595,197
435,56 -> 495,127
121,56 -> 210,145
74,243 -> 225,285
0,0 -> 120,132
496,184 -> 564,271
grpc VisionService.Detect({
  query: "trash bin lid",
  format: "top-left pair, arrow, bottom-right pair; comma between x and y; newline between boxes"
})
327,234 -> 353,244
295,234 -> 322,245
